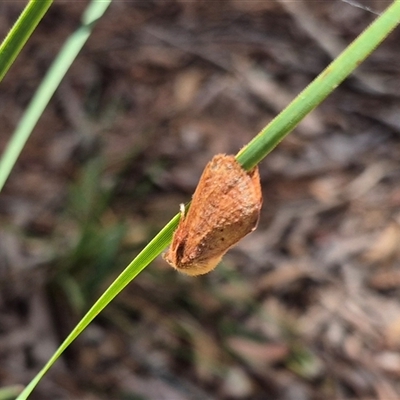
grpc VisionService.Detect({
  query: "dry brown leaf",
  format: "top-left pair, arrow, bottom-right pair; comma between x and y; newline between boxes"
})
227,337 -> 288,368
364,223 -> 400,263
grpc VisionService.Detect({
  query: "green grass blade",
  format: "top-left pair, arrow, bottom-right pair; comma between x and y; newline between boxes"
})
0,0 -> 52,82
17,1 -> 400,398
16,214 -> 179,400
0,0 -> 112,193
236,0 -> 400,170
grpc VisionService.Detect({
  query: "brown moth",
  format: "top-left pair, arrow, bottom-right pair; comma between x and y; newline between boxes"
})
163,154 -> 262,276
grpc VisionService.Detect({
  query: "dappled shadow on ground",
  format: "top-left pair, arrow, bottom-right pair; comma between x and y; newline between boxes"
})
1,1 -> 400,399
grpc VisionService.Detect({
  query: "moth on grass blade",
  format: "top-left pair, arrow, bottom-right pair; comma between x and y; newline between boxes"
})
164,154 -> 262,275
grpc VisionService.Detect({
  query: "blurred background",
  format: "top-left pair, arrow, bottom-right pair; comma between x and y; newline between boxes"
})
1,1 -> 400,399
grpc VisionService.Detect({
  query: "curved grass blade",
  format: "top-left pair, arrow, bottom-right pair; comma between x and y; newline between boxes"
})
0,0 -> 111,192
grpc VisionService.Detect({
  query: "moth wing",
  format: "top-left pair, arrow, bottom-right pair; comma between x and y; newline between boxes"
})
179,155 -> 262,266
